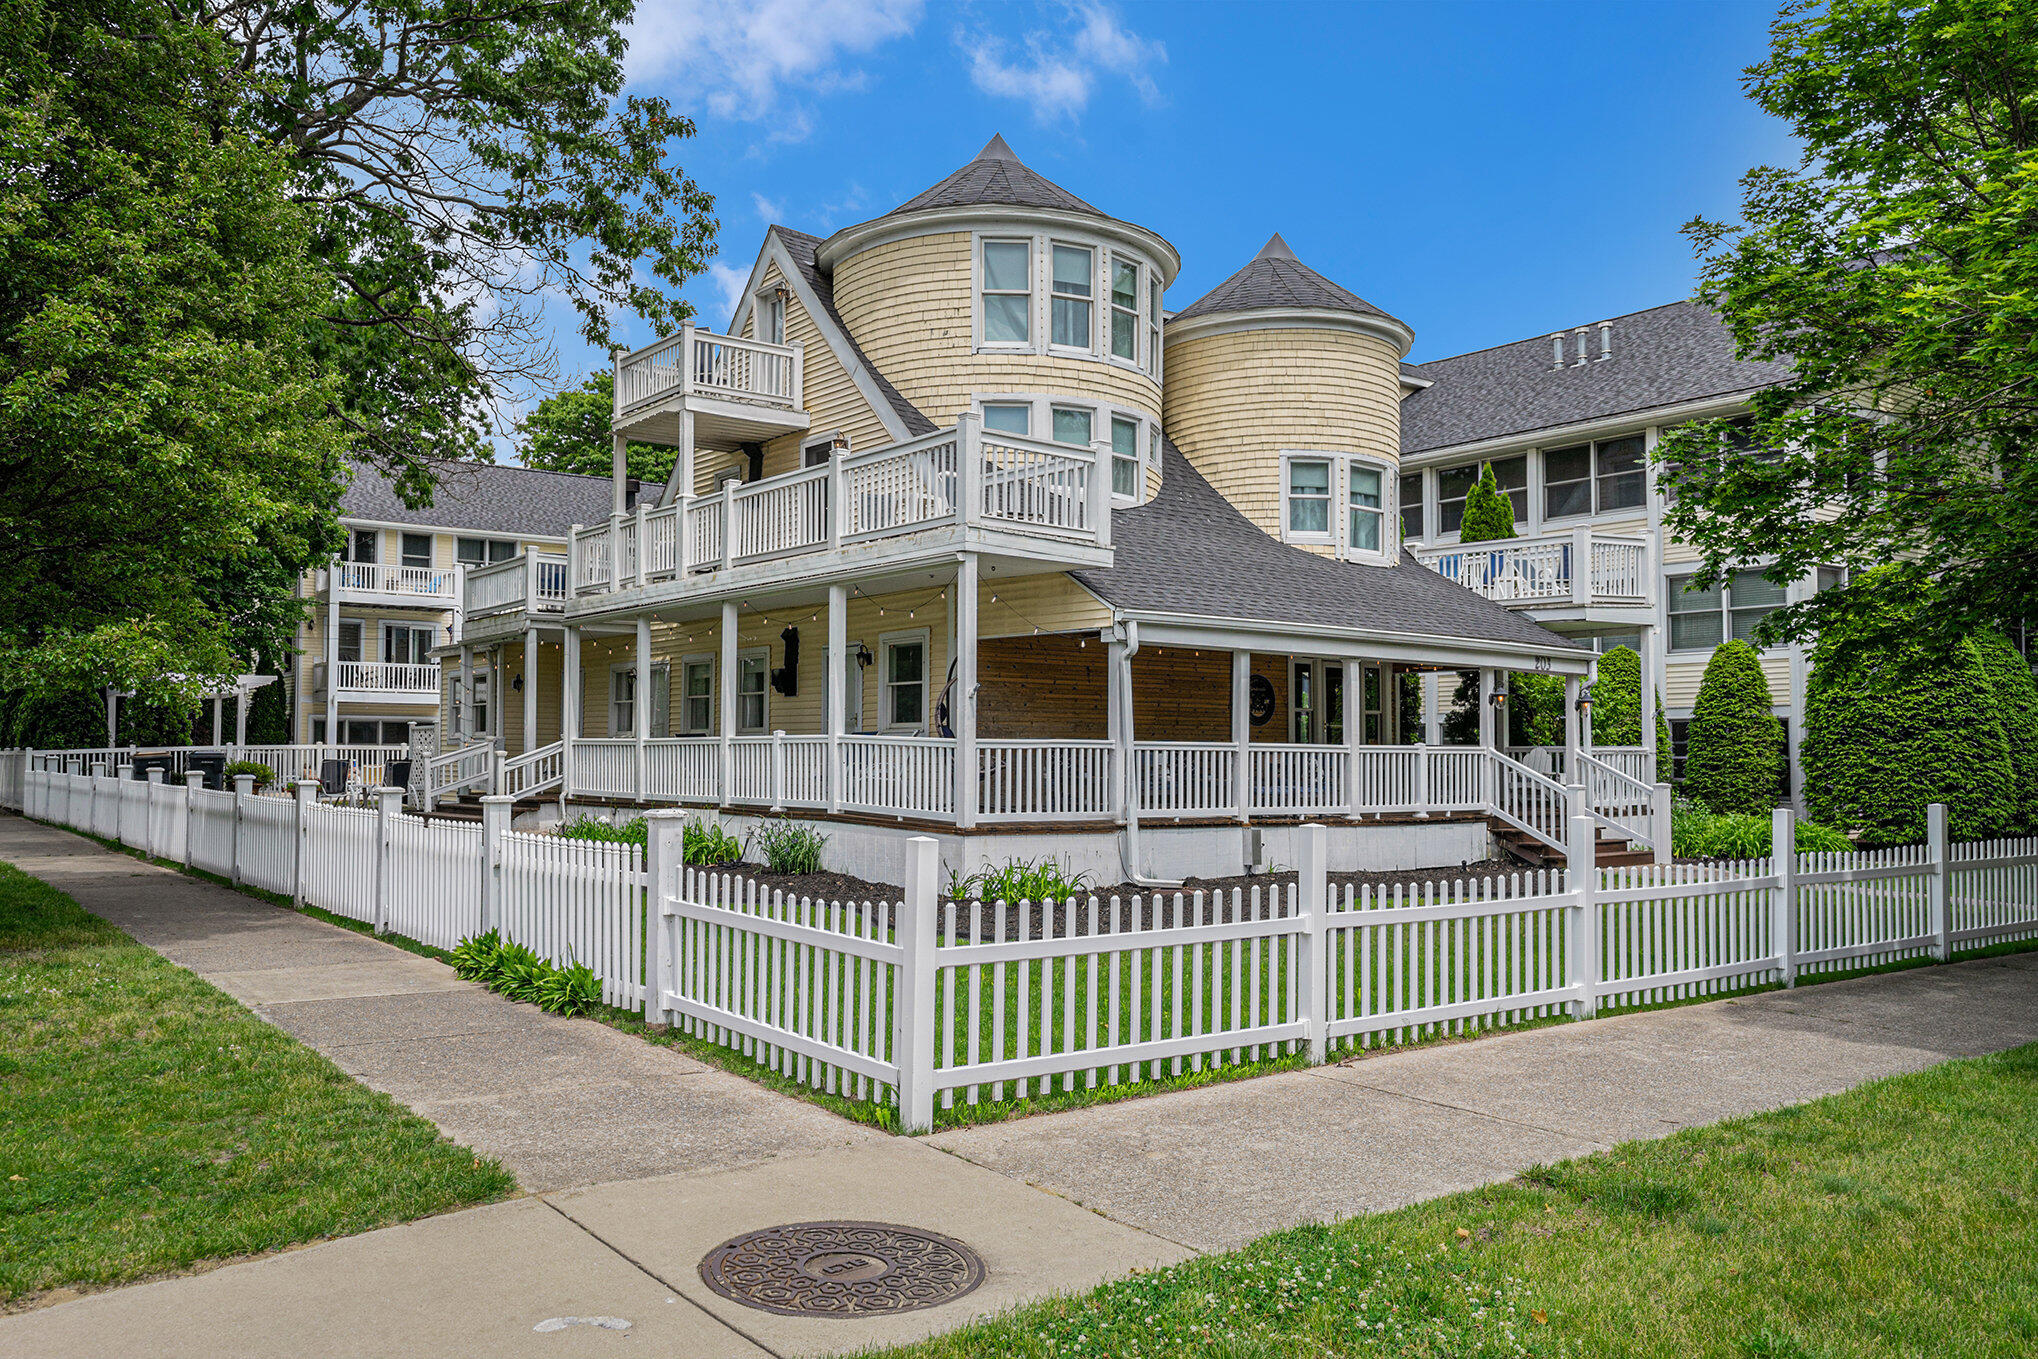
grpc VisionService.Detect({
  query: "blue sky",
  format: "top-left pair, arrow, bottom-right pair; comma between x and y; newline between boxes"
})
545,0 -> 1794,415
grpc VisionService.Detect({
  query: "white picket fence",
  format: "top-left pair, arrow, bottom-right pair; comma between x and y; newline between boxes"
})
17,765 -> 644,1002
639,803 -> 2038,1132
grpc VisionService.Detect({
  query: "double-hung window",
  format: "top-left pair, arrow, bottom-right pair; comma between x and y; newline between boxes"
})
1050,244 -> 1093,349
456,537 -> 516,566
1399,473 -> 1424,540
334,620 -> 363,664
882,634 -> 927,730
1286,459 -> 1332,539
680,659 -> 713,734
1111,416 -> 1140,497
1051,405 -> 1093,449
1110,256 -> 1139,361
761,290 -> 785,345
1546,436 -> 1645,518
1146,278 -> 1162,376
1437,456 -> 1527,534
982,403 -> 1031,437
1667,568 -> 1789,650
981,240 -> 1031,346
382,623 -> 433,666
1348,463 -> 1385,553
738,652 -> 768,732
400,533 -> 433,569
610,666 -> 635,736
1727,569 -> 1787,641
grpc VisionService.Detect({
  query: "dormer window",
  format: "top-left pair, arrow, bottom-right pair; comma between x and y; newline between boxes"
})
1110,257 -> 1139,361
1050,244 -> 1093,348
981,239 -> 1031,346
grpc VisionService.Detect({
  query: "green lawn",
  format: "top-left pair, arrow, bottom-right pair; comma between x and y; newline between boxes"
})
0,862 -> 516,1304
873,1042 -> 2038,1358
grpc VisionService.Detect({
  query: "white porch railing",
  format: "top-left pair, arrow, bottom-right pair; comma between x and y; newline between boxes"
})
1416,529 -> 1647,608
465,553 -> 568,619
1506,745 -> 1651,785
502,741 -> 565,799
327,562 -> 460,602
321,661 -> 441,696
616,327 -> 802,414
570,421 -> 1107,597
1576,750 -> 1658,851
427,742 -> 494,802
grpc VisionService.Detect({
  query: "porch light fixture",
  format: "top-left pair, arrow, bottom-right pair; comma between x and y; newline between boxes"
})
1575,687 -> 1594,715
853,643 -> 874,669
1488,691 -> 1506,709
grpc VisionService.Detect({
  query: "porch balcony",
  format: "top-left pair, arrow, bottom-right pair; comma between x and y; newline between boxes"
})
312,660 -> 442,700
458,552 -> 568,642
316,561 -> 461,607
612,325 -> 808,448
568,418 -> 1112,609
1414,529 -> 1649,622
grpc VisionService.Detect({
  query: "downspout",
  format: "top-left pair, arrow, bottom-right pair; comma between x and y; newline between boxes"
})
1118,619 -> 1183,889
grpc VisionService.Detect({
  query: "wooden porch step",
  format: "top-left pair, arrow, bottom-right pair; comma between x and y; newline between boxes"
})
1490,821 -> 1648,868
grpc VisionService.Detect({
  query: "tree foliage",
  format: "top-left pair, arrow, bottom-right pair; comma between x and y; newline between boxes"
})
517,373 -> 675,485
0,0 -> 347,711
205,0 -> 718,489
1656,0 -> 2038,652
1683,641 -> 1785,815
1590,646 -> 1674,776
1505,673 -> 1565,748
1458,465 -> 1517,544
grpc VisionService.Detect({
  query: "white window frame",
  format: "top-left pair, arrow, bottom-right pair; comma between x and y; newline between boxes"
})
737,647 -> 770,734
333,618 -> 366,664
456,536 -> 517,567
679,655 -> 715,735
1146,276 -> 1163,379
1543,435 -> 1647,522
1347,459 -> 1390,563
1047,240 -> 1096,354
976,394 -> 1160,506
1108,252 -> 1141,368
1281,455 -> 1336,545
344,528 -> 379,563
760,288 -> 786,345
608,662 -> 638,737
1666,566 -> 1790,654
1109,414 -> 1141,501
1399,470 -> 1426,543
980,401 -> 1032,438
399,533 -> 433,569
1279,451 -> 1398,564
976,236 -> 1033,351
381,621 -> 434,666
879,628 -> 931,734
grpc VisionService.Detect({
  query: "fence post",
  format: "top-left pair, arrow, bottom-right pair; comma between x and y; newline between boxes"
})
770,729 -> 786,812
1927,801 -> 1950,961
373,786 -> 403,935
479,794 -> 512,935
894,835 -> 939,1134
1771,806 -> 1797,987
229,773 -> 255,886
1652,782 -> 1673,865
292,779 -> 317,909
144,768 -> 165,859
490,746 -> 506,798
1298,822 -> 1328,1064
642,809 -> 686,1023
1566,789 -> 1598,1019
182,771 -> 202,869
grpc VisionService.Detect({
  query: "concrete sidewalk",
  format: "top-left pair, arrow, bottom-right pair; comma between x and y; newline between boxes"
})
4,813 -> 2037,1357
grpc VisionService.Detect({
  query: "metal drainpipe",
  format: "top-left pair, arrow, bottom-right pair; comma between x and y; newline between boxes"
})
1118,619 -> 1183,889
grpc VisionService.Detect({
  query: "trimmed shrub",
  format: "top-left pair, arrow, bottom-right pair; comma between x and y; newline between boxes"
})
1803,627 -> 2015,846
1590,646 -> 1673,775
1458,464 -> 1517,543
1683,641 -> 1784,814
1973,630 -> 2038,833
1505,671 -> 1565,748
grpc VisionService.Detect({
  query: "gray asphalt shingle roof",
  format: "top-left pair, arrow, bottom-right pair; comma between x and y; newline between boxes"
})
1073,438 -> 1582,650
772,227 -> 938,437
888,134 -> 1105,219
1174,234 -> 1407,330
340,459 -> 645,538
1400,299 -> 1793,454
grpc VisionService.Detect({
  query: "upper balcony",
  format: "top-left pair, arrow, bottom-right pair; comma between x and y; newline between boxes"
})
460,552 -> 568,638
1415,528 -> 1650,620
316,561 -> 461,608
568,420 -> 1113,608
311,660 -> 442,701
613,326 -> 809,448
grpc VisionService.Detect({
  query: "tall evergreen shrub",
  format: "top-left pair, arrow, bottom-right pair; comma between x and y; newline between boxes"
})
1683,641 -> 1784,814
1972,630 -> 2038,833
1458,464 -> 1516,543
1590,645 -> 1673,775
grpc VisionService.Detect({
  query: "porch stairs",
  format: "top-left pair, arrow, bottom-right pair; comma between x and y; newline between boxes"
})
421,790 -> 550,824
1489,819 -> 1653,869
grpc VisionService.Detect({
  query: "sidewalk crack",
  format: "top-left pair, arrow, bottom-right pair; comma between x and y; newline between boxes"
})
1306,1071 -> 1610,1148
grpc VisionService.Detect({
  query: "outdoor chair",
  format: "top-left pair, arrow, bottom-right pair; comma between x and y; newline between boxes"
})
317,759 -> 352,801
382,759 -> 413,799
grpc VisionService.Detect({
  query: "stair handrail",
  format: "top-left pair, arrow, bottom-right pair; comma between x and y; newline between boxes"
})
1575,748 -> 1656,851
425,741 -> 493,802
500,741 -> 565,799
1483,749 -> 1570,852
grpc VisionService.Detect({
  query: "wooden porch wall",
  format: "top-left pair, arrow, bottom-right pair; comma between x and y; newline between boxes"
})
976,638 -> 1291,744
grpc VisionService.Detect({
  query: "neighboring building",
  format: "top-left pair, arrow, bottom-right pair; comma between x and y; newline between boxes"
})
425,134 -> 1642,882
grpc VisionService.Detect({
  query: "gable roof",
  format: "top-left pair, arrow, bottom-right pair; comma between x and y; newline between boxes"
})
1073,438 -> 1582,650
887,134 -> 1106,219
340,459 -> 646,538
1173,234 -> 1407,331
1400,299 -> 1794,454
771,226 -> 937,437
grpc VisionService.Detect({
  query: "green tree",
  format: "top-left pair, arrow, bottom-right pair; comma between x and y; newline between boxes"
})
1590,646 -> 1674,776
1505,674 -> 1565,748
1458,464 -> 1517,543
0,1 -> 347,715
1655,0 -> 2038,653
219,1 -> 719,489
1968,631 -> 2038,833
518,373 -> 675,484
1683,641 -> 1784,814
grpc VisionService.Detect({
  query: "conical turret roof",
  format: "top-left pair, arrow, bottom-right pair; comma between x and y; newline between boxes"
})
886,134 -> 1105,219
1174,234 -> 1406,331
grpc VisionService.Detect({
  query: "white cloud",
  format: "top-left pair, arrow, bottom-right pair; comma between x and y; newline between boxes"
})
751,191 -> 785,223
700,261 -> 755,330
626,0 -> 925,130
961,3 -> 1165,124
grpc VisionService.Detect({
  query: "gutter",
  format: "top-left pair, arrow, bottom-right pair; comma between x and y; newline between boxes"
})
1116,619 -> 1183,889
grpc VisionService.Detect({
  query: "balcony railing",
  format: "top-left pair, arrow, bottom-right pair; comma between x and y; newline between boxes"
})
317,661 -> 442,697
1415,529 -> 1647,608
615,326 -> 802,415
572,421 -> 1110,597
464,552 -> 568,620
325,562 -> 460,602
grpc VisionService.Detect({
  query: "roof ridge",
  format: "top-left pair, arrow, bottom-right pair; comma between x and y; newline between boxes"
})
1408,296 -> 1709,370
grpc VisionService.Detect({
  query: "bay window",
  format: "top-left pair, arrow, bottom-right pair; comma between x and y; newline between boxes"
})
1050,244 -> 1093,348
980,239 -> 1031,345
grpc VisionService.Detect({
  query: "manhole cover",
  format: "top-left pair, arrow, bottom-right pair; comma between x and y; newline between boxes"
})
698,1221 -> 985,1316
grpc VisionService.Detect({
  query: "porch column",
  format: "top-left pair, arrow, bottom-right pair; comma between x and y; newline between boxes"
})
325,586 -> 340,742
1639,626 -> 1660,785
562,624 -> 581,799
611,427 -> 628,517
1477,666 -> 1497,809
1230,650 -> 1251,824
459,645 -> 475,745
634,618 -> 651,800
1105,630 -> 1126,822
719,600 -> 737,806
1564,674 -> 1581,777
211,696 -> 223,746
234,685 -> 251,745
1421,672 -> 1442,745
1581,656 -> 1599,760
1111,638 -> 1135,824
1343,659 -> 1362,821
953,554 -> 979,829
826,584 -> 846,814
523,626 -> 539,755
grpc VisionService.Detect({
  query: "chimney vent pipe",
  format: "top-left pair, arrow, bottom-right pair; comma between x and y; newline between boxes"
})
1597,320 -> 1613,361
1572,327 -> 1590,368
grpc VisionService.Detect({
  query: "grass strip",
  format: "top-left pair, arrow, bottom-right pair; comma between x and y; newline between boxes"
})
0,861 -> 516,1305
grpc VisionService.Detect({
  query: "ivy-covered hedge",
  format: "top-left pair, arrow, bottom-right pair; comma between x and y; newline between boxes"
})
1973,629 -> 2038,833
1803,628 -> 2016,846
1683,641 -> 1784,815
1589,645 -> 1672,775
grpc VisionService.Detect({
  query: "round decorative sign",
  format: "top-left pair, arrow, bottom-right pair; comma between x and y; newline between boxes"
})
698,1221 -> 985,1317
1249,673 -> 1278,726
